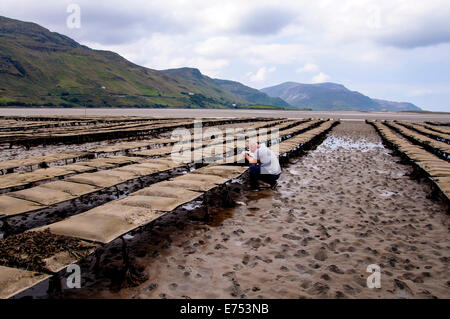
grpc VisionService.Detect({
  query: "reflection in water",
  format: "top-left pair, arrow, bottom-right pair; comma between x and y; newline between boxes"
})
206,207 -> 234,227
206,189 -> 274,227
246,189 -> 274,202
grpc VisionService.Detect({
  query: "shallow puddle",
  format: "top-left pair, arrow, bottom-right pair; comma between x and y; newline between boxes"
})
205,207 -> 234,227
316,136 -> 384,153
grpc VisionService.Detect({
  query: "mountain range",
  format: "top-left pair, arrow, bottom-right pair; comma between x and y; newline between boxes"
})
261,82 -> 421,111
0,15 -> 421,111
0,16 -> 284,109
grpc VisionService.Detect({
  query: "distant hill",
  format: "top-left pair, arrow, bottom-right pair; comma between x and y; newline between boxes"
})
261,82 -> 421,111
212,78 -> 289,107
160,68 -> 288,107
372,99 -> 421,112
0,16 -> 192,108
0,16 -> 284,109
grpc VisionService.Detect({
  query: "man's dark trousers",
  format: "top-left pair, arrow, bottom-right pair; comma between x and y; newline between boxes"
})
249,164 -> 280,189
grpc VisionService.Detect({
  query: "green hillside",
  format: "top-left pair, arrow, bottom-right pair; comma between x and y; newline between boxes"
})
160,68 -> 288,108
0,16 -> 191,108
212,78 -> 289,107
0,16 -> 288,109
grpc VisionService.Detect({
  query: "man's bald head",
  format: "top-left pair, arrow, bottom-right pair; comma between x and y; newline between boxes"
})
249,141 -> 259,153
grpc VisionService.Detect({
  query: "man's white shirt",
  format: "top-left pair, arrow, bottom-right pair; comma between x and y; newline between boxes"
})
254,144 -> 281,175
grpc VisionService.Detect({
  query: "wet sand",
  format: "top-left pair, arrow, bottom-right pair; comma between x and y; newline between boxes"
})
1,108 -> 450,121
66,121 -> 449,299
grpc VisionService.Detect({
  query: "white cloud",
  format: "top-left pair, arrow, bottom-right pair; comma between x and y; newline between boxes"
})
311,72 -> 331,83
185,57 -> 230,78
0,0 -> 449,110
2,0 -> 450,49
194,37 -> 240,58
235,5 -> 296,36
409,88 -> 435,97
243,43 -> 315,65
296,63 -> 319,73
409,86 -> 450,97
247,66 -> 276,82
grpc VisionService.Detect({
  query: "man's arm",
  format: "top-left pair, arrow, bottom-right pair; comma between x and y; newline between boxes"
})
244,152 -> 258,164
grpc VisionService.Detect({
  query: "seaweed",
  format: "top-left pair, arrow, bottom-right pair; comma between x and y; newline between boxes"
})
0,229 -> 93,273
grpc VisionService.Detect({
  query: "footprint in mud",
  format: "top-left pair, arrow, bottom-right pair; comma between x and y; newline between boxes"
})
255,255 -> 273,263
275,253 -> 285,259
285,215 -> 295,223
307,282 -> 329,296
223,271 -> 243,297
221,232 -> 230,242
301,237 -> 314,246
353,276 -> 367,288
328,265 -> 344,274
308,262 -> 321,269
335,291 -> 347,299
317,224 -> 331,238
343,284 -> 360,296
169,283 -> 178,290
183,247 -> 196,254
215,243 -> 227,250
393,279 -> 414,298
313,248 -> 328,261
300,280 -> 312,289
280,266 -> 289,272
244,237 -> 262,249
233,264 -> 243,271
232,229 -> 245,236
321,273 -> 331,281
282,233 -> 301,241
299,227 -> 310,234
295,264 -> 310,275
294,249 -> 309,258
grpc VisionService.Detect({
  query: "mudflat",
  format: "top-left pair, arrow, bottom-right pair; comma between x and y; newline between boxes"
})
1,108 -> 450,121
66,121 -> 449,299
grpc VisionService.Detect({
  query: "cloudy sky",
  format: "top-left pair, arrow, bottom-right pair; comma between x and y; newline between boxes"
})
1,0 -> 449,111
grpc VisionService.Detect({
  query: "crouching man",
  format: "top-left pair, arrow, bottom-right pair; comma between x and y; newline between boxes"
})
244,141 -> 281,190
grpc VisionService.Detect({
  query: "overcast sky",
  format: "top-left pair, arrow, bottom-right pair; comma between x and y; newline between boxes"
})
1,0 -> 449,111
